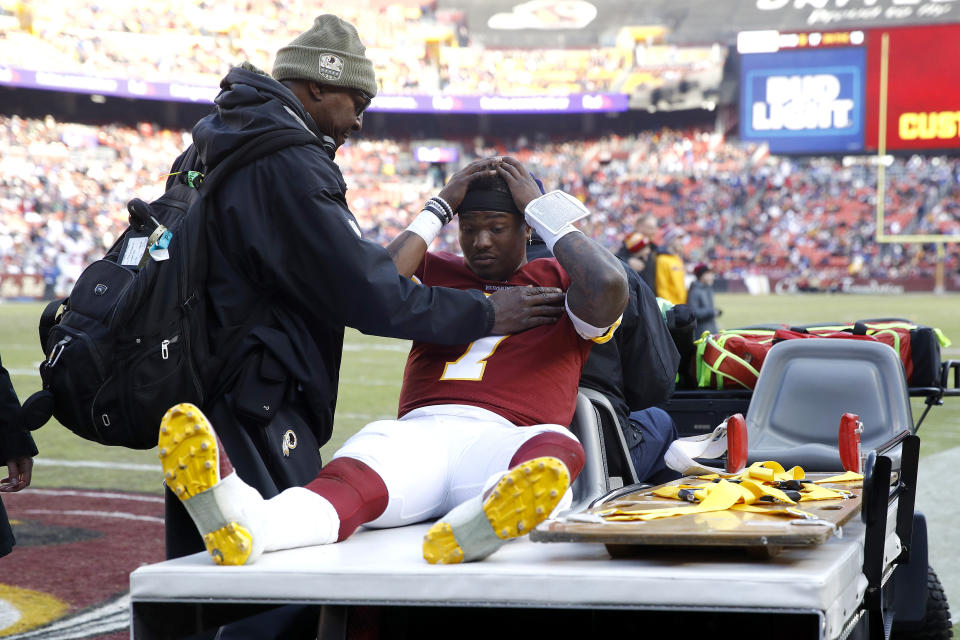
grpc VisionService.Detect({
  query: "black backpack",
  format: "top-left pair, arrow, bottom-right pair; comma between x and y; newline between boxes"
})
26,128 -> 320,449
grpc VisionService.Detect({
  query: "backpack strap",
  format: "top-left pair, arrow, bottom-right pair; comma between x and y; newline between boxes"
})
39,297 -> 66,356
197,128 -> 323,196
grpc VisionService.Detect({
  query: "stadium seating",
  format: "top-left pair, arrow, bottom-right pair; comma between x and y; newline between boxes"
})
0,1 -> 721,96
1,114 -> 957,300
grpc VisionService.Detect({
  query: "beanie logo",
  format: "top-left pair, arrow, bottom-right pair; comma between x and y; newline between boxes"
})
318,53 -> 344,81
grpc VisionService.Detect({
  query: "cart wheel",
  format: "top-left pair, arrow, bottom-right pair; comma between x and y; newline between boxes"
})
891,565 -> 953,640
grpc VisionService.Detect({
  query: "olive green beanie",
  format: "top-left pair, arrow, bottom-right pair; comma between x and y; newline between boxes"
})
272,15 -> 377,99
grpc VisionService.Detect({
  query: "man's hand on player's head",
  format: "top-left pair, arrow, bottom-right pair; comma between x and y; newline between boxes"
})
438,158 -> 499,213
488,286 -> 565,334
496,156 -> 543,213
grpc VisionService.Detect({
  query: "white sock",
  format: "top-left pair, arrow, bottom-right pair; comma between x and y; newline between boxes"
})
181,472 -> 269,563
260,487 -> 340,551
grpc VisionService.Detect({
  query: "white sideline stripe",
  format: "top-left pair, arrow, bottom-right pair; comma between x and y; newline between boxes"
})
337,412 -> 393,421
7,593 -> 129,639
34,458 -> 158,472
22,509 -> 164,524
339,378 -> 400,387
7,368 -> 39,376
23,488 -> 163,503
343,343 -> 410,352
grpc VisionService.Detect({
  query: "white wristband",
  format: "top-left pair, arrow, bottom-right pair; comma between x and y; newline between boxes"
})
406,210 -> 443,245
539,223 -> 582,253
524,190 -> 589,252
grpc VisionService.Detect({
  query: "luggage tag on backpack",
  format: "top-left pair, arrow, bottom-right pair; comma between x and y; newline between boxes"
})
119,234 -> 150,269
149,228 -> 173,262
124,198 -> 169,267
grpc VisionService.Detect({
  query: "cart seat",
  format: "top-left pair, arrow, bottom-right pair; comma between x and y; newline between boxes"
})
567,388 -> 639,511
745,339 -> 913,471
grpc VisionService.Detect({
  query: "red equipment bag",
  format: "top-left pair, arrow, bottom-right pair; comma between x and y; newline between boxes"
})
796,320 -> 945,387
695,320 -> 950,390
695,329 -> 779,390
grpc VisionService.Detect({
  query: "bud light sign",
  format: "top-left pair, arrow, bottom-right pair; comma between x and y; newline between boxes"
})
741,47 -> 865,154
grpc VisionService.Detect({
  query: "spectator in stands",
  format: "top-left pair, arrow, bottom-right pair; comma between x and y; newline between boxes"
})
1,355 -> 37,558
615,232 -> 652,282
655,225 -> 688,305
687,262 -> 721,336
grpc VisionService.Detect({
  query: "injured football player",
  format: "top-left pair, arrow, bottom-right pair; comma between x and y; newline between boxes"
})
159,156 -> 630,565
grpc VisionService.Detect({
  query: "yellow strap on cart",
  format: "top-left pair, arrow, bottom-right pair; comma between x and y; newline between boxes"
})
598,462 -> 861,522
602,479 -> 744,521
814,471 -> 864,484
696,461 -> 806,484
799,484 -> 852,501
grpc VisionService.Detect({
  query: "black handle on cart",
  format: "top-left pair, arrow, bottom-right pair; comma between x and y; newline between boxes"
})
939,360 -> 960,395
908,360 -> 960,432
859,429 -> 920,639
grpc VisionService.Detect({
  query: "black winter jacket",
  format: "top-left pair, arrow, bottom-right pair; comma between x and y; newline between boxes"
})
527,240 -> 679,428
1,356 -> 37,557
173,67 -> 495,447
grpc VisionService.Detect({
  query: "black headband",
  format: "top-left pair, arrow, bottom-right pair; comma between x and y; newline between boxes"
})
458,189 -> 521,215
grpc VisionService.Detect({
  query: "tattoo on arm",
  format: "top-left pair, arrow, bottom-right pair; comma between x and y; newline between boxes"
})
386,231 -> 428,278
553,233 -> 628,328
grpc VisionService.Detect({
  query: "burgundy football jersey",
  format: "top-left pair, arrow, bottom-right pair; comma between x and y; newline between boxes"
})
397,252 -> 594,427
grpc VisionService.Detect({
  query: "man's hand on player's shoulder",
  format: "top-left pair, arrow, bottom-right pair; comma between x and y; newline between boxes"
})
488,286 -> 565,334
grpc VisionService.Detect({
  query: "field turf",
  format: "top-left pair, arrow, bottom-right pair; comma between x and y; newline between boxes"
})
2,293 -> 959,635
4,293 -> 958,492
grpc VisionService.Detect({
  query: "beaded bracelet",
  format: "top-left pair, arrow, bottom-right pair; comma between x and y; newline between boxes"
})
430,196 -> 454,221
422,200 -> 449,225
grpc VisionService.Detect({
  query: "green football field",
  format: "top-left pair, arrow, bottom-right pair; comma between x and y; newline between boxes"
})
4,293 -> 959,494
3,293 -> 960,634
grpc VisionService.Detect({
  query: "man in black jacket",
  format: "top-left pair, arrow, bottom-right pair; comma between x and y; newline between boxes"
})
1,356 -> 37,558
528,233 -> 682,483
163,15 -> 565,561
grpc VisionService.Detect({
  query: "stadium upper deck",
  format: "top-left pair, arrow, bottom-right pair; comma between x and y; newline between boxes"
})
0,0 -> 722,101
3,0 -> 955,118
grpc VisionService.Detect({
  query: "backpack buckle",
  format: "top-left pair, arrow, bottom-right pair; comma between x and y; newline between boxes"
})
47,337 -> 71,367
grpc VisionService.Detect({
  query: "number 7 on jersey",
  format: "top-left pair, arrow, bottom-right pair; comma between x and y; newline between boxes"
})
440,335 -> 509,381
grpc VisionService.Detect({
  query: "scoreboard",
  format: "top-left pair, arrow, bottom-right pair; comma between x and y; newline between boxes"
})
864,24 -> 960,151
738,25 -> 960,154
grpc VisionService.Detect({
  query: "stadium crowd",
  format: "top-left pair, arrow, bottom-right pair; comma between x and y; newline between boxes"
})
0,0 -> 719,96
1,114 -> 958,299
